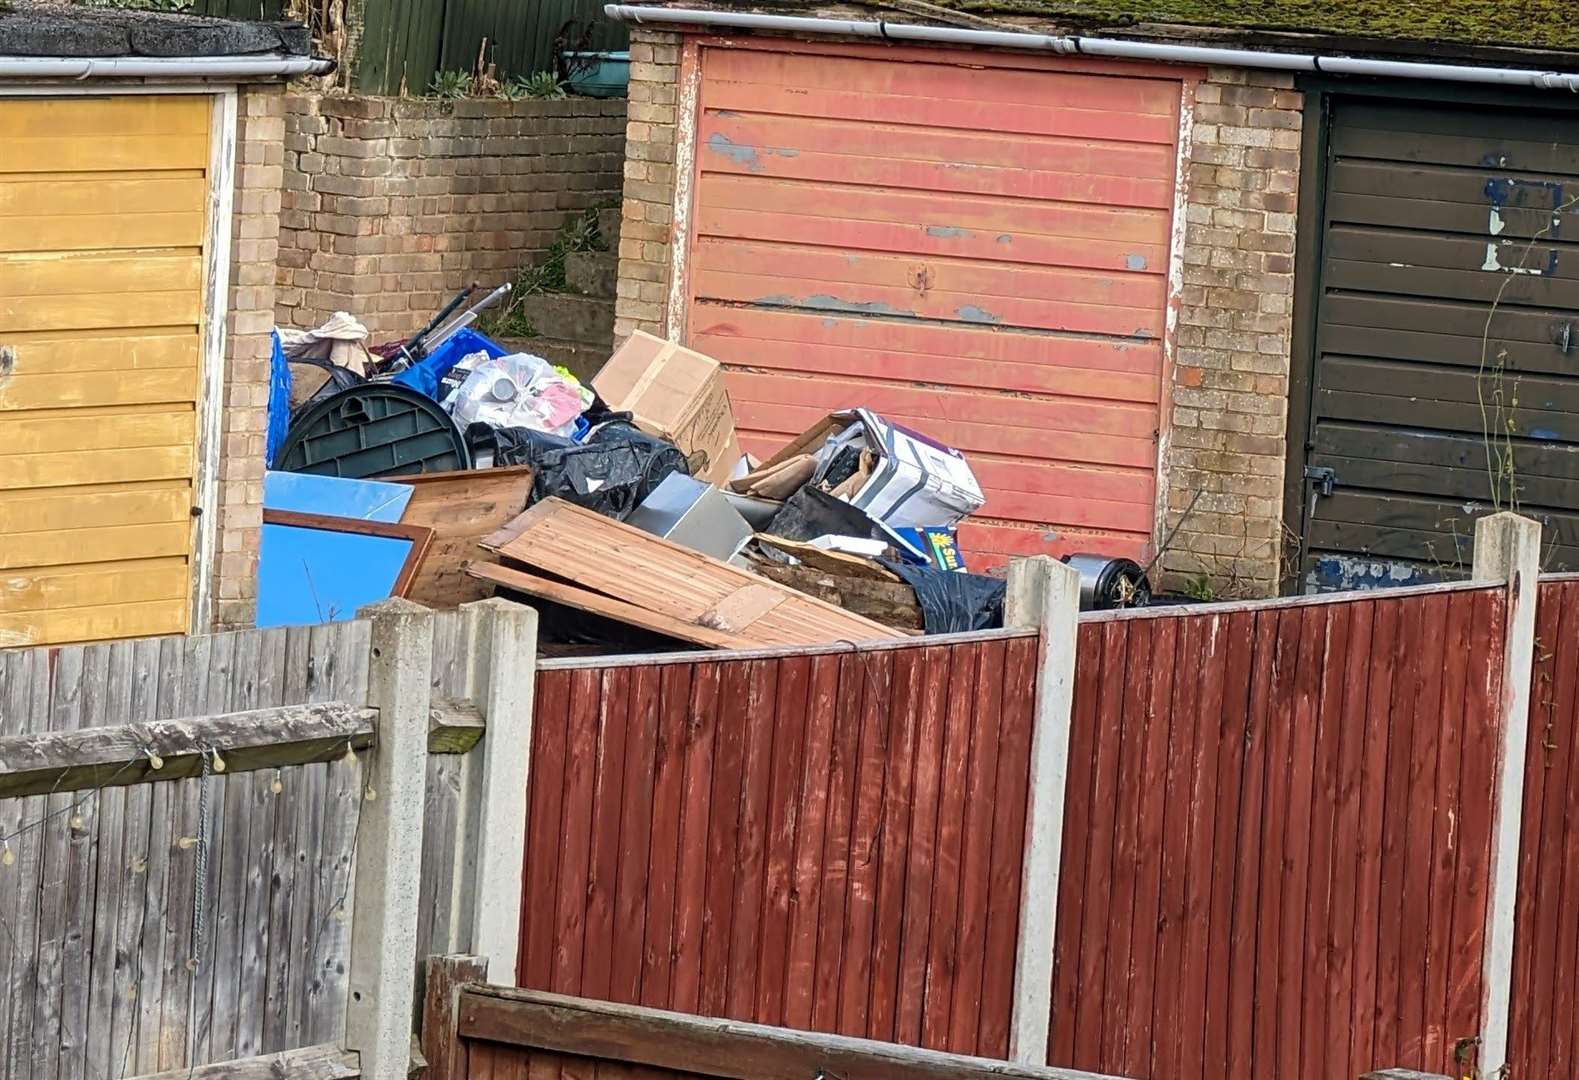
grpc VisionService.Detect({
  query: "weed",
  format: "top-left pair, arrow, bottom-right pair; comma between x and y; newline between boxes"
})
1180,573 -> 1216,602
428,69 -> 472,100
484,208 -> 604,337
508,72 -> 567,100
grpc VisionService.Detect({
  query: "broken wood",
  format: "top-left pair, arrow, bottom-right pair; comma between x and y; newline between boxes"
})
479,498 -> 905,647
125,1042 -> 361,1080
751,561 -> 924,632
398,465 -> 535,608
0,701 -> 376,799
468,561 -> 746,649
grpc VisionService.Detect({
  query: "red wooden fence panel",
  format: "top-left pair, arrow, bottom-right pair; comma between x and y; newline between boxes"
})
519,632 -> 1040,1060
1049,585 -> 1507,1080
1509,577 -> 1579,1080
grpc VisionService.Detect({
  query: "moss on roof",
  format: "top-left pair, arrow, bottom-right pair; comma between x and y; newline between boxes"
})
916,0 -> 1579,55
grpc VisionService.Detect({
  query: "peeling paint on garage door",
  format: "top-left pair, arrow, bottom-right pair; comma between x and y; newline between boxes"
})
680,40 -> 1187,571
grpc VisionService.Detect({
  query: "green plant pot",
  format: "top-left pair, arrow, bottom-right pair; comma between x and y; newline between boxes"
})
563,51 -> 630,98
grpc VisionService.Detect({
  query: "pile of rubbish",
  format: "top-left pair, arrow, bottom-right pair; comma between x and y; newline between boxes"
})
259,287 -> 1142,649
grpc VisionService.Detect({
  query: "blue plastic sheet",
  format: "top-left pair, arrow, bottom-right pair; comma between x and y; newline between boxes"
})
265,329 -> 291,467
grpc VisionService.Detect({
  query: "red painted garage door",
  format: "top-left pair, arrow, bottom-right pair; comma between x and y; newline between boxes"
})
683,40 -> 1186,571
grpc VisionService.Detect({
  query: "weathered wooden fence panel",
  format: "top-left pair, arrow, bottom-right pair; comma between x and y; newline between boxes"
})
1050,585 -> 1507,1080
1509,575 -> 1579,1080
518,632 -> 1040,1060
0,622 -> 369,1079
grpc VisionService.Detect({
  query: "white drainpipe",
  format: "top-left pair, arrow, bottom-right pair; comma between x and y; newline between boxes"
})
0,54 -> 335,79
605,3 -> 1579,91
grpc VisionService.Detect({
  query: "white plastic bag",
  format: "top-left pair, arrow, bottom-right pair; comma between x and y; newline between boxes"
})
443,352 -> 587,437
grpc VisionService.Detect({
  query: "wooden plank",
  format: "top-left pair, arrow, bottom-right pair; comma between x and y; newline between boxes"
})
1226,610 -> 1277,1080
1422,591 -> 1472,1070
1252,610 -> 1300,1078
1377,595 -> 1429,1067
481,499 -> 903,647
754,655 -> 811,1029
1101,619 -> 1153,1071
782,654 -> 839,1033
638,664 -> 692,1008
582,668 -> 631,1002
1151,613 -> 1201,1080
920,643 -> 979,1050
522,669 -> 571,991
668,663 -> 721,1014
809,650 -> 865,1035
0,702 -> 378,798
1326,602 -> 1375,1080
945,642 -> 1001,1055
469,563 -> 746,650
124,1041 -> 361,1080
1124,617 -> 1174,1077
424,955 -> 489,1080
1276,606 -> 1325,1080
1047,624 -> 1099,1066
397,466 -> 534,609
457,984 -> 1129,1080
611,664 -> 661,1005
838,649 -> 893,1041
865,648 -> 919,1045
695,659 -> 746,1019
727,658 -> 779,1022
552,669 -> 601,996
1351,599 -> 1401,1078
982,634 -> 1036,1061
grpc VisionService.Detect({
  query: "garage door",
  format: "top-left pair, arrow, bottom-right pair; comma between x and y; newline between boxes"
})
0,95 -> 212,646
683,42 -> 1183,571
1297,97 -> 1579,590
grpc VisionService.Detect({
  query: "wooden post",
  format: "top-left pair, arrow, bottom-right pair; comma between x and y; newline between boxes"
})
1471,511 -> 1541,1080
1004,555 -> 1083,1065
422,955 -> 489,1080
456,598 -> 537,977
346,598 -> 435,1079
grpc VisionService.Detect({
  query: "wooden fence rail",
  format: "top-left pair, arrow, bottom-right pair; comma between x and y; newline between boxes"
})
421,954 -> 1132,1080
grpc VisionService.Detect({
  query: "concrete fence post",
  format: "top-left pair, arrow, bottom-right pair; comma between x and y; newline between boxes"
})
347,598 -> 436,1079
1004,555 -> 1083,1065
1471,511 -> 1541,1080
456,597 -> 538,980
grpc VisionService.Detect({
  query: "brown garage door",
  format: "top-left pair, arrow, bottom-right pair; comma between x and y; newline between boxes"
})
682,40 -> 1187,573
1296,96 -> 1579,590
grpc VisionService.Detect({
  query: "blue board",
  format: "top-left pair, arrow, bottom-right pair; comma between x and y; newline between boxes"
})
263,470 -> 413,522
256,521 -> 414,627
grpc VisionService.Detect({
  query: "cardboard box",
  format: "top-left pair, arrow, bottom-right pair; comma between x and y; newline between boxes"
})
747,408 -> 984,528
593,331 -> 742,484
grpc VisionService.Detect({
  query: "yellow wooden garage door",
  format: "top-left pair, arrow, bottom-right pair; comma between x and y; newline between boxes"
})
0,95 -> 212,647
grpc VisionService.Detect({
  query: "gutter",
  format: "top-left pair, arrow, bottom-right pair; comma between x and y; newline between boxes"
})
604,4 -> 1579,91
0,53 -> 335,80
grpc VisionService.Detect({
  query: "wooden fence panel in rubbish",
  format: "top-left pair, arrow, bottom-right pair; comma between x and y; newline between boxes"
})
0,621 -> 367,1080
519,631 -> 1040,1060
1508,576 -> 1579,1080
1048,584 -> 1507,1080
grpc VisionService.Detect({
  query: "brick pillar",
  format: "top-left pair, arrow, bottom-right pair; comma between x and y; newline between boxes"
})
211,82 -> 286,630
614,29 -> 683,342
1162,68 -> 1303,598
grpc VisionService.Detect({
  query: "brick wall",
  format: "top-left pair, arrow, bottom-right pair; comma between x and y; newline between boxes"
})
1162,68 -> 1302,597
211,83 -> 287,631
277,94 -> 627,338
614,29 -> 684,342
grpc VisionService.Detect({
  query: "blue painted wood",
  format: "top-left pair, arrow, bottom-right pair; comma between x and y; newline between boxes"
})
263,471 -> 413,523
256,522 -> 415,627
